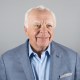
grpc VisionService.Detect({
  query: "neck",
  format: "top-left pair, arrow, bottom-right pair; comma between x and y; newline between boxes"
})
30,45 -> 48,58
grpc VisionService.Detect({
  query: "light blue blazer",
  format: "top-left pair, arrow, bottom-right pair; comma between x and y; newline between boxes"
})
0,39 -> 80,80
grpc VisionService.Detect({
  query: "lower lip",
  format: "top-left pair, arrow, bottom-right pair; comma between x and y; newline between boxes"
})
37,37 -> 49,39
36,37 -> 50,41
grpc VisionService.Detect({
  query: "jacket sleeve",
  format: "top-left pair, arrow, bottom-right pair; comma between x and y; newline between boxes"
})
75,53 -> 80,80
0,55 -> 7,80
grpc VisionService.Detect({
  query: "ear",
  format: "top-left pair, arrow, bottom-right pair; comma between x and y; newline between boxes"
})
24,26 -> 29,36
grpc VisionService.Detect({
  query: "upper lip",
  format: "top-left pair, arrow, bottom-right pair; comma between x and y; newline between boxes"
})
37,37 -> 49,38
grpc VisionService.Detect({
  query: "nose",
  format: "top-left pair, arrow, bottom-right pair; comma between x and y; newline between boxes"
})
40,25 -> 48,33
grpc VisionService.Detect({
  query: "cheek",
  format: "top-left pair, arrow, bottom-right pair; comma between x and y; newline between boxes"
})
49,29 -> 53,35
52,31 -> 55,39
28,31 -> 37,39
49,30 -> 54,39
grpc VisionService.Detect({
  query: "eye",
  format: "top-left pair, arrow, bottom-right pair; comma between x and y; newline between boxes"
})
46,24 -> 53,28
34,24 -> 41,28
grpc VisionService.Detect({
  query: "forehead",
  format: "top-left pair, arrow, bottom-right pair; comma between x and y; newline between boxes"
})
28,9 -> 54,22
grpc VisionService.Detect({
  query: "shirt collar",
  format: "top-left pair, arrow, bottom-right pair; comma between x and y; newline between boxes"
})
29,42 -> 50,57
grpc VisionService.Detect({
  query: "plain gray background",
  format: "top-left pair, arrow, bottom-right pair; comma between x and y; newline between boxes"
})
0,0 -> 80,55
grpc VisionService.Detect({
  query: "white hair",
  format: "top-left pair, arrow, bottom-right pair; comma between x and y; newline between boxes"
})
24,5 -> 56,28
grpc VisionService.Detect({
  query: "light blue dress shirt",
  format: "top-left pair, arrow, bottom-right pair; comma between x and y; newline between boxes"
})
29,43 -> 50,80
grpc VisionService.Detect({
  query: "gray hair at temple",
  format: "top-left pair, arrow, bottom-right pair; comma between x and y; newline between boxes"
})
24,5 -> 56,28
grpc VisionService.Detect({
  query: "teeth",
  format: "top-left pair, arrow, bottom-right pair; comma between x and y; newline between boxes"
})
38,37 -> 48,38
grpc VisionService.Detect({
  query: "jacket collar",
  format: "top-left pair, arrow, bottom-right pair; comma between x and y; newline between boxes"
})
18,39 -> 35,80
49,41 -> 62,80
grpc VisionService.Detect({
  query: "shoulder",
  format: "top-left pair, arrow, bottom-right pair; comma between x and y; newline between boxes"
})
1,39 -> 30,58
0,42 -> 27,60
51,41 -> 80,58
51,41 -> 80,68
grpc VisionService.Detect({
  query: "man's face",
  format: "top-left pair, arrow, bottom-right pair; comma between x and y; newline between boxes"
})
25,10 -> 55,52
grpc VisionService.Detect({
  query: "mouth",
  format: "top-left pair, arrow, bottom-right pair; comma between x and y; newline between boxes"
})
36,37 -> 51,41
37,37 -> 49,39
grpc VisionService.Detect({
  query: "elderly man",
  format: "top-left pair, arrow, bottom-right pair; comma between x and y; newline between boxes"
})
0,6 -> 80,80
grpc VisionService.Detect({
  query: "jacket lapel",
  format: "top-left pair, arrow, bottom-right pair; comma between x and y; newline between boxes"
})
17,40 -> 62,80
18,40 -> 35,80
49,41 -> 62,80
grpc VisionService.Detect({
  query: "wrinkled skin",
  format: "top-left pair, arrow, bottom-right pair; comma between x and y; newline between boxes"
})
24,9 -> 56,57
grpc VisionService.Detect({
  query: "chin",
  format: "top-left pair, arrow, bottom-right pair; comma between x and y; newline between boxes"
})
38,43 -> 49,48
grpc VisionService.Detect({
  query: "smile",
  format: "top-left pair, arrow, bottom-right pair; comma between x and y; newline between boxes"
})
37,37 -> 49,39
